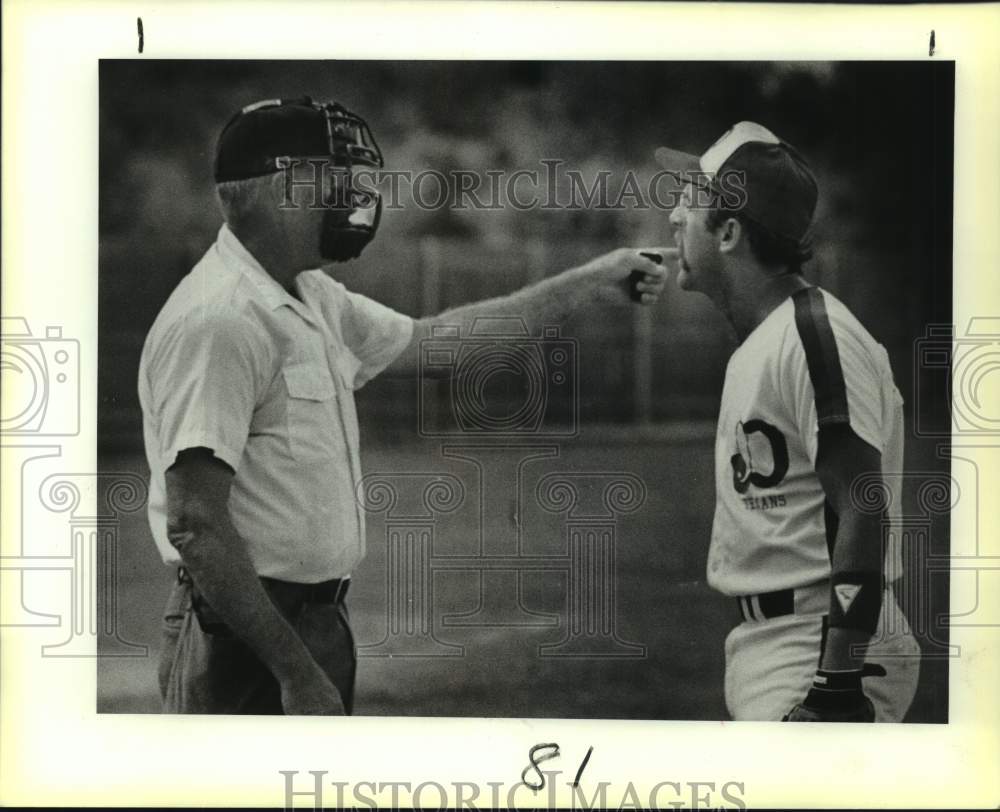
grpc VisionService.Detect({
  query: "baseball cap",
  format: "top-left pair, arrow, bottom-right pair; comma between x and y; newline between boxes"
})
655,121 -> 818,244
214,96 -> 382,183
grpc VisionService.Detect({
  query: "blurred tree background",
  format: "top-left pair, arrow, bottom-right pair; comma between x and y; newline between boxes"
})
99,60 -> 953,448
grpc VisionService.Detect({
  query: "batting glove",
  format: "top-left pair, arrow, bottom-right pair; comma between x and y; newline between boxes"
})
783,663 -> 887,722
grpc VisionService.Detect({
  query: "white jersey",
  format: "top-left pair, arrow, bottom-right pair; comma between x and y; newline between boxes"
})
707,287 -> 904,597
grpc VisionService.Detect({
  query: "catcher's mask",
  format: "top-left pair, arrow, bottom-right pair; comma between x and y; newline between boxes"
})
214,96 -> 384,263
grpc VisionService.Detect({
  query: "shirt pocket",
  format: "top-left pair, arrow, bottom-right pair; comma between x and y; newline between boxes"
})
282,362 -> 339,459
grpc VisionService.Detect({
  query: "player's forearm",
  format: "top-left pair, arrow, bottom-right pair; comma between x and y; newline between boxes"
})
168,517 -> 320,684
820,509 -> 883,670
820,627 -> 871,671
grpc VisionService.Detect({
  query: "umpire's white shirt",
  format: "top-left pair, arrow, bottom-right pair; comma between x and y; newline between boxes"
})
138,224 -> 413,583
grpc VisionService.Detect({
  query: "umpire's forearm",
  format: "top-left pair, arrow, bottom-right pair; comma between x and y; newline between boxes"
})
382,264 -> 596,381
381,248 -> 670,379
433,262 -> 594,335
169,518 -> 319,684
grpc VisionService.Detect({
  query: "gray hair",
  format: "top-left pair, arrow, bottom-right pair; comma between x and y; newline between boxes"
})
215,172 -> 288,226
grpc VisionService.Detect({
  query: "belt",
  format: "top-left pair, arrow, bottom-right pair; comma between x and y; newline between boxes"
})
177,566 -> 351,605
261,574 -> 351,605
736,589 -> 798,622
735,578 -> 890,623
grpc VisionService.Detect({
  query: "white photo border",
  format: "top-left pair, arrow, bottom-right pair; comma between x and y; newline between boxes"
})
2,1 -> 998,808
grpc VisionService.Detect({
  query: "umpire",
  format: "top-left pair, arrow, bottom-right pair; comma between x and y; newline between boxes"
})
139,96 -> 670,715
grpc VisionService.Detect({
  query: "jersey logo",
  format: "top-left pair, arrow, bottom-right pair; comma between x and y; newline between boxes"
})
834,583 -> 861,613
730,419 -> 789,494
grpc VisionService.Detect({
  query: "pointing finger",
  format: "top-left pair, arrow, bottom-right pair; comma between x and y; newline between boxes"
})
642,247 -> 680,268
639,247 -> 679,260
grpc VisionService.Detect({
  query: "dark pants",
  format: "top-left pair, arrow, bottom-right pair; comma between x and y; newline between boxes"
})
158,572 -> 357,714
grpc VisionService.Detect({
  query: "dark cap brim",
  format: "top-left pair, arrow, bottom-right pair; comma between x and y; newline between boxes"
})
653,146 -> 701,177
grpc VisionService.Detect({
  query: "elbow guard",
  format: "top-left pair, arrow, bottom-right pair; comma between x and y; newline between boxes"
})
829,570 -> 883,634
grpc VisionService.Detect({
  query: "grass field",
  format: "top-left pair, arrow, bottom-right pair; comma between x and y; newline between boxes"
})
97,429 -> 947,721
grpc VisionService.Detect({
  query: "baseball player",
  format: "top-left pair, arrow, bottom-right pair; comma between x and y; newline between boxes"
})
139,96 -> 670,715
659,122 -> 921,721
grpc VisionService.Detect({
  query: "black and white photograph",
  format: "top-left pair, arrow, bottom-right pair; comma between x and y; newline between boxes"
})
3,2 -> 999,808
96,59 -> 952,722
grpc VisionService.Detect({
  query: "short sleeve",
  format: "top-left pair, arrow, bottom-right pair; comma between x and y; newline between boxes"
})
335,287 -> 414,389
146,310 -> 270,471
784,289 -> 886,465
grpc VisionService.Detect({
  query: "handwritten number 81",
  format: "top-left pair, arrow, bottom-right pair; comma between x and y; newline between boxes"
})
521,743 -> 594,792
